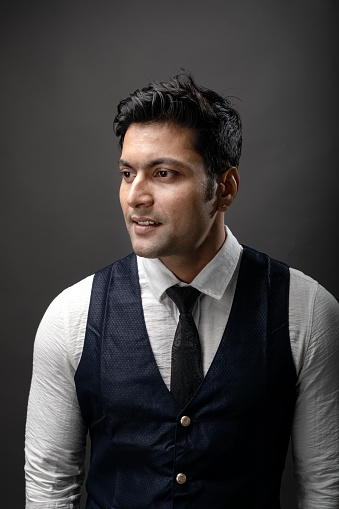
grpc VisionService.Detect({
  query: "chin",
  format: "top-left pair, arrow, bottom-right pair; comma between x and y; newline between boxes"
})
131,243 -> 163,259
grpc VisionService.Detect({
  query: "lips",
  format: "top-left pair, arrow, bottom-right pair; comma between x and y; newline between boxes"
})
131,216 -> 162,226
131,216 -> 162,234
136,220 -> 160,226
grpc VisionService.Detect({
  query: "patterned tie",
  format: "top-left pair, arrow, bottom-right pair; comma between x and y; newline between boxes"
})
166,285 -> 203,408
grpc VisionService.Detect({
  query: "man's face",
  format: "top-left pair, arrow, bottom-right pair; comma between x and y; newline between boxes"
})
119,122 -> 223,271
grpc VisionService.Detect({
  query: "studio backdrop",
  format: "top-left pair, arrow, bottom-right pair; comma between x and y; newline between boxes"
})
2,1 -> 338,507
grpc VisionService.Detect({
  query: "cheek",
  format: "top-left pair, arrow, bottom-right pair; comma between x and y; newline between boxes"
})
170,198 -> 197,227
119,186 -> 127,210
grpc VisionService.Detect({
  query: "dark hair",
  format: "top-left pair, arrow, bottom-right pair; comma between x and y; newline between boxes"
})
113,70 -> 242,199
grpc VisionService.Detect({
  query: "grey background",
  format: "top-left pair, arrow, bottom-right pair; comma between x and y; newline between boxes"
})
2,0 -> 338,507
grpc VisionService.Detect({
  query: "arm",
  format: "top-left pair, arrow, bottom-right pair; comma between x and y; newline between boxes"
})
25,290 -> 88,508
292,283 -> 339,508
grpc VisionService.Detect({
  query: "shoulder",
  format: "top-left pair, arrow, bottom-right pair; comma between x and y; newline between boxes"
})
44,274 -> 94,327
36,255 -> 136,370
289,267 -> 338,327
43,253 -> 136,332
288,267 -> 339,374
289,268 -> 319,335
35,274 -> 94,373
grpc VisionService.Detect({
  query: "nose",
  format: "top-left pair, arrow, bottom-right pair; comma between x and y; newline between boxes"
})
127,174 -> 154,209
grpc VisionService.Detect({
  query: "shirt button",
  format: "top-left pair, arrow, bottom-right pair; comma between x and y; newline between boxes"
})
176,473 -> 187,484
180,415 -> 191,427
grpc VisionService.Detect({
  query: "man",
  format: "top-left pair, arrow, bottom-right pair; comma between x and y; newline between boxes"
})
25,71 -> 339,508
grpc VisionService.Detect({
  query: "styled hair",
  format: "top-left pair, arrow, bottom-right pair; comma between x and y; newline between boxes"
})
113,70 -> 242,199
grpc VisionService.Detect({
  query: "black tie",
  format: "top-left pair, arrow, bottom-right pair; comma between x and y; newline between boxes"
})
166,285 -> 203,408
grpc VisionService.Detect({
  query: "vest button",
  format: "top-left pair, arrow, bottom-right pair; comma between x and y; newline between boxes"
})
176,473 -> 187,484
180,415 -> 191,427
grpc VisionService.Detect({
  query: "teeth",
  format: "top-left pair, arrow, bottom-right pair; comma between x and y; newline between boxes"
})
138,221 -> 156,225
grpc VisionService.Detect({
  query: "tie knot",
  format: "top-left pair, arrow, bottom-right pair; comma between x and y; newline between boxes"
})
166,285 -> 201,314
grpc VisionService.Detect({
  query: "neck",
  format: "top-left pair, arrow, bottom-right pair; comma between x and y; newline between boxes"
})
159,226 -> 227,283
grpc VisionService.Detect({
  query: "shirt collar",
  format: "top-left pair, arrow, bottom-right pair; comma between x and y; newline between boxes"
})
138,226 -> 242,303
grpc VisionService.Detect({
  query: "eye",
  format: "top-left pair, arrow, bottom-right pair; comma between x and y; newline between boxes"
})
155,169 -> 178,179
120,170 -> 135,182
158,170 -> 169,178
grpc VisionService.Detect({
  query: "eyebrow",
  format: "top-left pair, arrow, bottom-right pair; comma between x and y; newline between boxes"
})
118,157 -> 186,170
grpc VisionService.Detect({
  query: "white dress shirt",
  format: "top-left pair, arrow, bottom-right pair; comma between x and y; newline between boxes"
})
25,227 -> 339,508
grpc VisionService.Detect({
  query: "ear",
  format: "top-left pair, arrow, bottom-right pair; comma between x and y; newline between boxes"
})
216,167 -> 240,212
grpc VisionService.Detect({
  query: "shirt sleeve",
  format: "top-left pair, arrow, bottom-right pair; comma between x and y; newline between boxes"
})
292,283 -> 339,508
25,289 -> 89,509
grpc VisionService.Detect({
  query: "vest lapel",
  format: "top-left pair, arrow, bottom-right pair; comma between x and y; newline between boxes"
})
101,253 -> 180,414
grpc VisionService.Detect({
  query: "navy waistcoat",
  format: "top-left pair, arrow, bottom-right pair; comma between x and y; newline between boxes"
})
75,246 -> 296,509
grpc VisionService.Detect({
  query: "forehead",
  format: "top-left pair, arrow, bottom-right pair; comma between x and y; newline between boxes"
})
121,122 -> 200,163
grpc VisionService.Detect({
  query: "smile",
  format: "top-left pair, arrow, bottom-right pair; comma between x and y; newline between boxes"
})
131,217 -> 162,234
137,221 -> 160,226
131,216 -> 162,226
